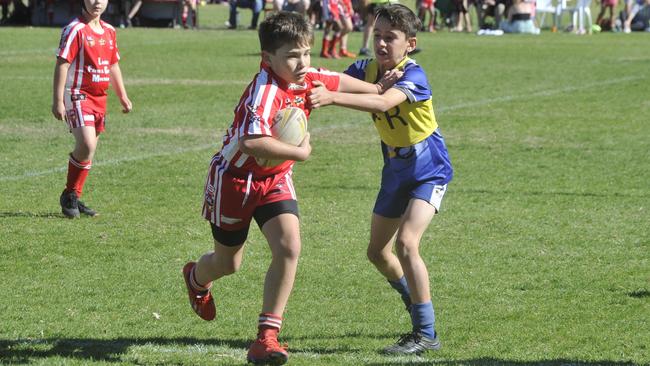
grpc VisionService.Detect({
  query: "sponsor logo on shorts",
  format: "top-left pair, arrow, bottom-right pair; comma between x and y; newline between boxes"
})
204,185 -> 216,211
66,110 -> 78,124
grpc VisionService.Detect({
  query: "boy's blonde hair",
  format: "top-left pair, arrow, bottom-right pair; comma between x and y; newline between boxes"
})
375,4 -> 422,38
259,12 -> 313,53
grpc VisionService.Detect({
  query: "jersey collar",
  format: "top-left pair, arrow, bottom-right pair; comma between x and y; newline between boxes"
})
260,62 -> 307,92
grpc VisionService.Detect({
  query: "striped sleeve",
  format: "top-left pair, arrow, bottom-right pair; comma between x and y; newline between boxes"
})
237,70 -> 280,139
56,21 -> 83,63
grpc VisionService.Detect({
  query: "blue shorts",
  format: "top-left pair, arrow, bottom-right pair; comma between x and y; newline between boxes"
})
373,130 -> 453,218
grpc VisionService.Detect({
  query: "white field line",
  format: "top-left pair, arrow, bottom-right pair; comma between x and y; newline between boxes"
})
0,76 -> 639,182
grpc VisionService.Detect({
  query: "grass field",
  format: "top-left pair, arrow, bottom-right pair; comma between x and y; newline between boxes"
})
1,5 -> 649,365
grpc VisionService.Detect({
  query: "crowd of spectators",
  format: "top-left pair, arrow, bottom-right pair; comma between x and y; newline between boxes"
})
1,0 -> 648,34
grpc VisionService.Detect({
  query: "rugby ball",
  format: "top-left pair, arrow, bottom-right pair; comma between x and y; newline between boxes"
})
256,107 -> 308,167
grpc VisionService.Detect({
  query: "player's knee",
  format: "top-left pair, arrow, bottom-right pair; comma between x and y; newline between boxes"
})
367,246 -> 388,265
272,238 -> 301,261
75,142 -> 96,160
395,237 -> 419,258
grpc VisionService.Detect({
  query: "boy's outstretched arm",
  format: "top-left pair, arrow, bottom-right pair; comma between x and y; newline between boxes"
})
239,133 -> 311,162
309,85 -> 407,113
52,58 -> 70,120
109,63 -> 133,113
337,70 -> 403,94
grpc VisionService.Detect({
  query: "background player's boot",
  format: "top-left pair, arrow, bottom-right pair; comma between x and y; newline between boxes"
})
247,330 -> 288,365
60,190 -> 80,218
77,200 -> 97,217
329,36 -> 341,59
182,262 -> 216,321
382,331 -> 441,355
339,48 -> 356,58
320,38 -> 331,58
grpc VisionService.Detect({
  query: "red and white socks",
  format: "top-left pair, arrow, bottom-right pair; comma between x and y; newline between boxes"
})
189,266 -> 212,295
65,153 -> 91,197
257,313 -> 282,338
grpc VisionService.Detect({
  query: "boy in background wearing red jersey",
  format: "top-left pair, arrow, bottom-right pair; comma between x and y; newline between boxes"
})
182,11 -> 399,365
52,0 -> 132,218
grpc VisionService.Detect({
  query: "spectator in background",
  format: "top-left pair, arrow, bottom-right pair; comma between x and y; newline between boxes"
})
228,0 -> 262,29
596,0 -> 617,30
182,0 -> 198,28
452,0 -> 472,31
126,0 -> 142,27
622,0 -> 648,31
499,0 -> 539,33
477,0 -> 507,29
308,0 -> 322,28
1,0 -> 9,23
418,0 -> 437,31
273,0 -> 309,16
359,0 -> 396,56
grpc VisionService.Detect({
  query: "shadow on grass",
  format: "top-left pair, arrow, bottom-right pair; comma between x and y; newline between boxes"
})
1,337 -> 646,365
0,337 -> 249,363
627,289 -> 650,298
0,211 -> 63,219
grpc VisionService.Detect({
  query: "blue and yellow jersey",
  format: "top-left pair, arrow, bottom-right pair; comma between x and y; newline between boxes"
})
344,57 -> 437,147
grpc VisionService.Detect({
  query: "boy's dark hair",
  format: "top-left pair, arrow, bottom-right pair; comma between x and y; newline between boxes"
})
259,11 -> 313,53
375,4 -> 421,38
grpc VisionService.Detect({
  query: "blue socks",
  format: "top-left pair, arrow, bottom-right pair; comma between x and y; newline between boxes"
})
388,276 -> 412,310
388,277 -> 436,338
410,301 -> 436,339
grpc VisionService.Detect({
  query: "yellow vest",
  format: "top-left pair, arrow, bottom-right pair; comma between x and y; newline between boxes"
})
364,57 -> 438,147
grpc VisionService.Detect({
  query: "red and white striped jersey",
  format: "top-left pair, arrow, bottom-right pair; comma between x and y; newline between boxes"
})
213,62 -> 340,178
56,17 -> 120,113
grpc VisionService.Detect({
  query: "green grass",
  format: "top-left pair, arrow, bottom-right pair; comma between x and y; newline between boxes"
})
1,5 -> 649,365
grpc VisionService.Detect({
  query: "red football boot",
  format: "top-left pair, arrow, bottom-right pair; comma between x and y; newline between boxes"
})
247,330 -> 288,365
339,49 -> 357,58
182,262 -> 216,321
320,38 -> 332,58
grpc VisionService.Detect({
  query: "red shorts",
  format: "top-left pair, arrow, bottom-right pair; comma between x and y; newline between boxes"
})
338,0 -> 353,17
421,0 -> 434,8
202,157 -> 297,231
323,0 -> 341,21
65,108 -> 106,134
65,93 -> 107,133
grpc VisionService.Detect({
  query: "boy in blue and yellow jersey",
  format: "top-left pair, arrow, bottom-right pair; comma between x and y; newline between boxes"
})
309,4 -> 452,355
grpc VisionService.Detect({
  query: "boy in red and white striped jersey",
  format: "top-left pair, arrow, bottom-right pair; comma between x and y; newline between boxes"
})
52,0 -> 132,218
182,11 -> 399,365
